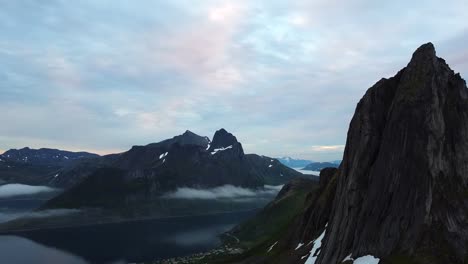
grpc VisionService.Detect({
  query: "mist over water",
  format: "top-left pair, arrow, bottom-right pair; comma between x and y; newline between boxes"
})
0,184 -> 56,198
0,209 -> 80,224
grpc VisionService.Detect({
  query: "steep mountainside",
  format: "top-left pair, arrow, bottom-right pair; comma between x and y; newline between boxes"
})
44,129 -> 305,209
212,43 -> 468,264
315,43 -> 468,264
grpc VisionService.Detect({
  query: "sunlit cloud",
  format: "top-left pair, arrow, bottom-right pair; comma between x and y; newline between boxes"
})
288,14 -> 308,26
310,145 -> 345,152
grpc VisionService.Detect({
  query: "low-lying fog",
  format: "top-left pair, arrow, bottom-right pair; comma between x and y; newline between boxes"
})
163,185 -> 284,200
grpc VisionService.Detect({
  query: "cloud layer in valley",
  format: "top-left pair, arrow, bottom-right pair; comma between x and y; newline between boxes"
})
0,184 -> 56,198
163,185 -> 283,200
1,1 -> 467,160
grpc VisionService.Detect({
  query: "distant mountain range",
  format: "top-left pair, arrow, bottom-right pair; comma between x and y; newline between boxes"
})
276,157 -> 313,168
0,148 -> 99,186
301,161 -> 339,171
276,157 -> 341,170
0,129 -> 315,229
43,129 -> 306,210
2,147 -> 99,166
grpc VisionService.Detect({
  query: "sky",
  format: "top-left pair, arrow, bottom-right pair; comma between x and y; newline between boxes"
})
1,0 -> 467,161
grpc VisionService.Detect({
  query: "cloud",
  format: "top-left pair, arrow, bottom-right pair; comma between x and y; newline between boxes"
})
163,184 -> 283,200
0,0 -> 467,161
310,145 -> 346,152
0,184 -> 56,198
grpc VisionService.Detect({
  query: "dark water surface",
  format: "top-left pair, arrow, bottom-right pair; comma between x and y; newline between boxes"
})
0,210 -> 257,264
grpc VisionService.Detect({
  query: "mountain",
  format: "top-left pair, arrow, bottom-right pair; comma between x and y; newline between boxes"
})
313,43 -> 468,264
203,43 -> 468,264
43,129 -> 305,210
1,147 -> 99,166
302,161 -> 339,171
0,148 -> 99,186
276,157 -> 313,168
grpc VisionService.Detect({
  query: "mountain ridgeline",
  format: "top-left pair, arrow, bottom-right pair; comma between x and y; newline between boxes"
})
0,148 -> 99,186
43,129 -> 306,210
213,43 -> 468,264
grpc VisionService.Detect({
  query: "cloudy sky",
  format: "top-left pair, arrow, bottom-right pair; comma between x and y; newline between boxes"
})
1,0 -> 467,161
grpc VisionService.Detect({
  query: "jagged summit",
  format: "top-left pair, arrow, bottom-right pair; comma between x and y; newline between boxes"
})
411,42 -> 436,59
208,128 -> 244,156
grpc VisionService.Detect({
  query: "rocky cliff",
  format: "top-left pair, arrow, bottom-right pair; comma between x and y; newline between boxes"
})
316,42 -> 468,264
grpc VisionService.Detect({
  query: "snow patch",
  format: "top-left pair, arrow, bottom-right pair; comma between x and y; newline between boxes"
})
54,173 -> 59,178
211,145 -> 233,155
267,241 -> 278,252
342,254 -> 353,262
353,255 -> 380,264
268,164 -> 273,168
295,242 -> 304,250
64,156 -> 69,159
305,225 -> 327,264
159,152 -> 168,159
206,144 -> 210,151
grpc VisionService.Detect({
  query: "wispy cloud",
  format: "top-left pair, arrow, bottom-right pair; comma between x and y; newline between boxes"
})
310,145 -> 345,152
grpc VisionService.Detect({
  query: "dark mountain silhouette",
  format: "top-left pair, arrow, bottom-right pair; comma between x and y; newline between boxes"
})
43,129 -> 306,210
0,148 -> 99,186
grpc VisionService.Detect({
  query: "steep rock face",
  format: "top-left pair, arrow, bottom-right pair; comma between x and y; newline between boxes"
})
316,43 -> 468,263
208,128 -> 244,158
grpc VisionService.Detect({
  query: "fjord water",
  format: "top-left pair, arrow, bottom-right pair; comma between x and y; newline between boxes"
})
0,210 -> 257,264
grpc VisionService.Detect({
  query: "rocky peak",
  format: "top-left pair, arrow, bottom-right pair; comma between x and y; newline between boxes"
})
208,128 -> 244,157
146,130 -> 209,149
409,42 -> 436,65
314,43 -> 468,263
